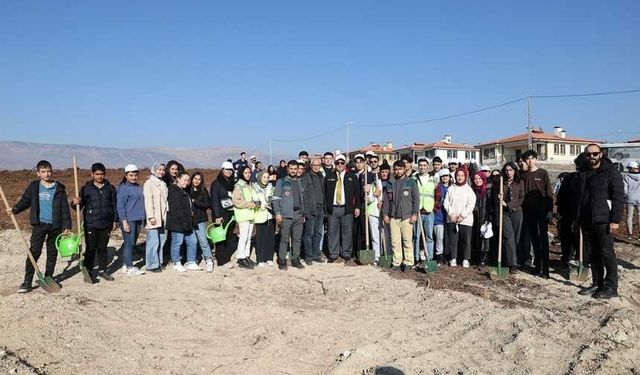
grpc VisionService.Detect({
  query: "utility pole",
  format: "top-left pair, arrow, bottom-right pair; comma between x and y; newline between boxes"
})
346,121 -> 352,159
527,95 -> 533,151
269,139 -> 273,165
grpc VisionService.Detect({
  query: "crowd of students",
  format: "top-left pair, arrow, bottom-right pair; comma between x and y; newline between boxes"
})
6,144 -> 627,299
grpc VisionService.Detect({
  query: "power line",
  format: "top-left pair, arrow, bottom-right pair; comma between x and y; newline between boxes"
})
352,88 -> 640,128
531,89 -> 640,99
352,97 -> 528,128
271,124 -> 346,143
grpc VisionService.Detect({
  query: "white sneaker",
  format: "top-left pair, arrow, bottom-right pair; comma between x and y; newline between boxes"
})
121,265 -> 129,274
266,260 -> 274,266
185,262 -> 202,271
206,260 -> 214,273
173,263 -> 187,272
462,260 -> 470,268
449,259 -> 457,267
257,262 -> 267,267
126,267 -> 145,276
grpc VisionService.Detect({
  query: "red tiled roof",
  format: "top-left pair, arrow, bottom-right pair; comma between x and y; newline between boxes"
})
476,130 -> 600,147
395,141 -> 477,152
352,144 -> 395,154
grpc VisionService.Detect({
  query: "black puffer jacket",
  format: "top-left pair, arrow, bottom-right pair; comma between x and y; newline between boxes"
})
76,180 -> 118,229
210,174 -> 235,220
576,158 -> 624,225
12,180 -> 72,230
166,184 -> 196,233
190,186 -> 211,224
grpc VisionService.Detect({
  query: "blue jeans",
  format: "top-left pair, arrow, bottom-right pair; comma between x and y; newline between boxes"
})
195,222 -> 213,260
171,231 -> 197,264
120,220 -> 142,268
303,214 -> 324,260
145,227 -> 167,269
413,212 -> 435,261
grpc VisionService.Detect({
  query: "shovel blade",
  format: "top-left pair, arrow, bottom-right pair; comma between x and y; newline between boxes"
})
569,264 -> 590,283
79,265 -> 94,284
36,273 -> 61,293
489,263 -> 509,280
358,249 -> 375,265
423,260 -> 438,273
378,255 -> 393,269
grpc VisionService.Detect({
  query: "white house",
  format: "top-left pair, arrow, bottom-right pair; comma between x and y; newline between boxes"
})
476,127 -> 600,167
394,135 -> 480,165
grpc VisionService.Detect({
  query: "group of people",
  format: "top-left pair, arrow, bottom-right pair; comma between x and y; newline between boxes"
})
7,143 -> 626,299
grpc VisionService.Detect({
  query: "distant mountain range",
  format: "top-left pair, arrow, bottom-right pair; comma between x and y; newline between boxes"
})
0,141 -> 283,170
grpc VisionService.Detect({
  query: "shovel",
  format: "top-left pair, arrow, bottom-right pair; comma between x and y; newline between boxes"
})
490,175 -> 508,280
357,176 -> 375,265
378,221 -> 393,269
418,213 -> 438,273
569,227 -> 590,282
73,156 -> 94,284
0,184 -> 61,293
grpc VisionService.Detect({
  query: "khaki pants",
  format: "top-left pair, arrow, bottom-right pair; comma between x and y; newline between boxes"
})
390,218 -> 414,266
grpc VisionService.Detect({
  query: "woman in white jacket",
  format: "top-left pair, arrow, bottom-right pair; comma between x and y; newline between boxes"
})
444,169 -> 476,267
144,162 -> 168,272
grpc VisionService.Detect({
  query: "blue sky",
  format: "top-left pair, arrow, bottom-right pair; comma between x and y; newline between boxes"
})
1,1 -> 639,157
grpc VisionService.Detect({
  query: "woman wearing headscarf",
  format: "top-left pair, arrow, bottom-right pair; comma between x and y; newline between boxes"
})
443,169 -> 476,268
253,171 -> 276,266
190,171 -> 214,272
144,162 -> 168,272
471,172 -> 491,265
210,161 -> 239,265
233,166 -> 257,269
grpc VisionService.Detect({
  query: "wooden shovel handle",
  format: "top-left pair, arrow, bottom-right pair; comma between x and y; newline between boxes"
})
72,156 -> 82,237
497,175 -> 504,263
0,184 -> 43,271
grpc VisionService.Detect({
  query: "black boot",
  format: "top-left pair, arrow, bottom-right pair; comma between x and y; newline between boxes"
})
593,287 -> 618,299
578,284 -> 600,296
277,259 -> 288,271
291,259 -> 305,269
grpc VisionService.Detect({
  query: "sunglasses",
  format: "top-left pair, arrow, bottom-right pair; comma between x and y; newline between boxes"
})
335,161 -> 346,165
586,152 -> 601,157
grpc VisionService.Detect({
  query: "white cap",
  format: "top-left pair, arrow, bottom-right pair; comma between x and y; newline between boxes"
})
297,159 -> 306,165
335,154 -> 346,162
250,155 -> 257,160
124,164 -> 139,173
365,151 -> 376,157
417,156 -> 429,163
221,161 -> 234,170
354,153 -> 365,160
627,161 -> 640,169
448,158 -> 459,164
480,165 -> 490,172
438,168 -> 450,178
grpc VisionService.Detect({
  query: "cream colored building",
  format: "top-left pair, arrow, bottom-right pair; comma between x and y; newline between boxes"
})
394,135 -> 480,165
477,127 -> 599,167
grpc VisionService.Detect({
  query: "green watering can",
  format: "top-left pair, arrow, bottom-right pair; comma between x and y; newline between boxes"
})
206,217 -> 235,243
55,232 -> 82,258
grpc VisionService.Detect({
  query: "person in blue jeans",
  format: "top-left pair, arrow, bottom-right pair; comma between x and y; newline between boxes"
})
117,164 -> 146,276
167,172 -> 202,272
143,162 -> 168,272
190,172 -> 214,272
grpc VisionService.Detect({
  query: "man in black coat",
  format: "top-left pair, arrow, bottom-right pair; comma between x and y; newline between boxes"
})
324,154 -> 361,264
576,144 -> 624,299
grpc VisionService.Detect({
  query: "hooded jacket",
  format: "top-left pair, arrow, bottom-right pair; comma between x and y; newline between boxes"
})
576,157 -> 624,225
623,172 -> 640,204
166,184 -> 196,233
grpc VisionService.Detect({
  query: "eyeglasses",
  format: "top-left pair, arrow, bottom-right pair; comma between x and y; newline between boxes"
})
586,152 -> 601,157
335,161 -> 345,165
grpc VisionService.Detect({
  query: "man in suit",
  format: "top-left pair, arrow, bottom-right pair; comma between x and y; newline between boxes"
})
324,154 -> 361,264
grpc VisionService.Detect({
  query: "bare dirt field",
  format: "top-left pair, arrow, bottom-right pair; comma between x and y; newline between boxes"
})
0,170 -> 639,374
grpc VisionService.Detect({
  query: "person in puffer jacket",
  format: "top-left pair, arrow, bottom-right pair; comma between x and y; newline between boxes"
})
624,160 -> 640,239
433,169 -> 450,265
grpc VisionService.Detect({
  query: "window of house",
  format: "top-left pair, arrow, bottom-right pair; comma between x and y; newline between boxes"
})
447,150 -> 457,159
426,149 -> 435,158
483,148 -> 495,159
464,151 -> 477,160
554,144 -> 559,154
560,145 -> 566,155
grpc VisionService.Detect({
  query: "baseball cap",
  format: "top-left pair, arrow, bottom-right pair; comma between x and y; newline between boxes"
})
124,164 -> 139,173
365,151 -> 376,157
627,161 -> 640,169
221,161 -> 234,170
354,153 -> 365,161
480,165 -> 490,172
335,154 -> 346,162
438,168 -> 450,178
417,156 -> 429,163
448,158 -> 459,164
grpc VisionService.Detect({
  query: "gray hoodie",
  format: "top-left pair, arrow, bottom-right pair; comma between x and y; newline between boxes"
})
624,172 -> 640,204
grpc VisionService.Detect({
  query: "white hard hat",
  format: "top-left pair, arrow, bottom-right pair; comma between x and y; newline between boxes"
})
480,165 -> 490,172
438,168 -> 450,178
627,161 -> 640,169
335,154 -> 346,162
221,161 -> 234,170
124,164 -> 139,173
448,158 -> 459,164
354,153 -> 365,161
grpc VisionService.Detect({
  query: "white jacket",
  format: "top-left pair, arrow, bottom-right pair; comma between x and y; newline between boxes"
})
143,175 -> 168,229
443,183 -> 476,227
